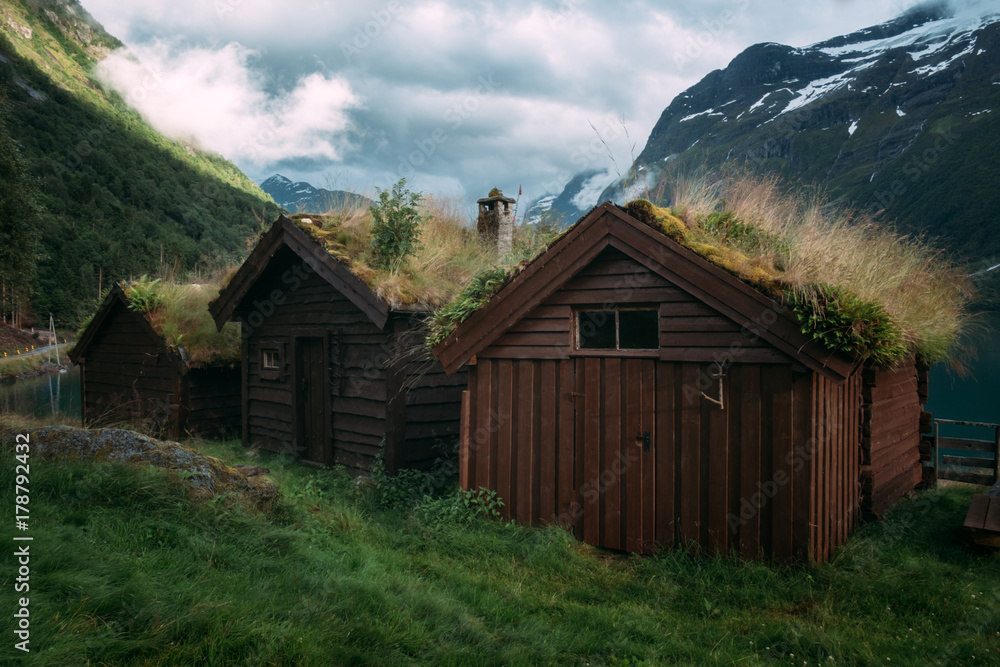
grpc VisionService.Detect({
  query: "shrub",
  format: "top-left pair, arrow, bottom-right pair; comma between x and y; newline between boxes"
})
369,178 -> 424,270
416,486 -> 505,528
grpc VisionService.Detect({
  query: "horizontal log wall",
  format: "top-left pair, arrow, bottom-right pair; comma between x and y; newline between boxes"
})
185,365 -> 241,438
485,248 -> 791,364
242,264 -> 387,469
860,359 -> 921,517
82,303 -> 181,436
402,357 -> 467,469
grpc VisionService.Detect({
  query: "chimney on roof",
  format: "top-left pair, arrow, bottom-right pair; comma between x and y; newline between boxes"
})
477,187 -> 516,256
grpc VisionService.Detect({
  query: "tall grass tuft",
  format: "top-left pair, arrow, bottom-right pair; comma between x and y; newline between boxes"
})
664,170 -> 974,363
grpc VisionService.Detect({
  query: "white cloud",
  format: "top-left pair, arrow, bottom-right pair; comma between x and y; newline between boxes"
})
81,0 -> 981,200
95,41 -> 361,165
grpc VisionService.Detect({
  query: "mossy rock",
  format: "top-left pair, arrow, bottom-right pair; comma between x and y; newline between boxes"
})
1,426 -> 277,508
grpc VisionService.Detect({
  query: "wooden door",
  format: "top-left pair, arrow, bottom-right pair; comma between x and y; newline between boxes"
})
296,337 -> 329,463
580,357 -> 657,553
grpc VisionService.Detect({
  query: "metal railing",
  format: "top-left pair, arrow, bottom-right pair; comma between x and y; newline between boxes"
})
932,419 -> 1000,489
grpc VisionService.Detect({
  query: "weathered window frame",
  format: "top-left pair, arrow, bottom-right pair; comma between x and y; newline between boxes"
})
574,307 -> 659,354
261,348 -> 282,380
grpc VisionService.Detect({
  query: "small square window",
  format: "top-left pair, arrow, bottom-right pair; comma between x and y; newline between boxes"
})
263,350 -> 280,370
618,309 -> 659,349
576,308 -> 659,351
578,310 -> 617,349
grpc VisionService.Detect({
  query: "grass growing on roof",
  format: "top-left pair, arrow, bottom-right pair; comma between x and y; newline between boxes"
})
631,170 -> 973,364
76,276 -> 241,365
287,194 -> 554,316
5,426 -> 1000,665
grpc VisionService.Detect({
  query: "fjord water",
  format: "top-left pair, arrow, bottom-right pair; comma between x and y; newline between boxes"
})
926,311 -> 1000,439
0,367 -> 81,421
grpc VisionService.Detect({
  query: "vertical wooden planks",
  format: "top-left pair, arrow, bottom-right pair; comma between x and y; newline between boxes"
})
640,359 -> 656,552
584,358 -> 602,545
726,366 -> 743,556
679,363 -> 701,549
540,360 -> 558,524
706,364 -> 729,554
474,360 -> 494,494
558,360 -> 577,531
740,366 -> 762,559
770,365 -> 794,561
622,358 -> 640,552
655,362 -> 676,549
758,368 -> 774,558
459,390 -> 471,490
791,370 -> 812,560
605,358 -> 623,551
496,360 -> 515,515
516,360 -> 535,524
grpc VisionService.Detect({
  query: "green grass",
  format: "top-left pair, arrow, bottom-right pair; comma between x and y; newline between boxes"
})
3,433 -> 1000,665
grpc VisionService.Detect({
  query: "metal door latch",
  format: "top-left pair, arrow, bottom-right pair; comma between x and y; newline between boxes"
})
636,430 -> 650,452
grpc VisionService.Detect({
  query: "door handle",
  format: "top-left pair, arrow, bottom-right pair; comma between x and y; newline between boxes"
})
636,430 -> 650,452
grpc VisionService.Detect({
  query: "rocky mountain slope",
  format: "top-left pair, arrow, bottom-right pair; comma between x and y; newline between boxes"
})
259,174 -> 370,213
597,3 -> 1000,264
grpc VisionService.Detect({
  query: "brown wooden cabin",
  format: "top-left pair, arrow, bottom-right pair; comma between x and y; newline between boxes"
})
860,358 -> 926,516
70,285 -> 241,440
208,215 -> 465,473
433,202 -> 924,563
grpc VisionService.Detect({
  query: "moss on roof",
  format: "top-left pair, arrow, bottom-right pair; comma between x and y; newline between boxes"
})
284,205 -> 534,311
429,194 -> 971,367
90,277 -> 241,366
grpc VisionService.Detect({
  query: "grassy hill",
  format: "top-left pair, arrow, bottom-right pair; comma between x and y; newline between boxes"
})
0,0 -> 280,325
2,427 -> 998,665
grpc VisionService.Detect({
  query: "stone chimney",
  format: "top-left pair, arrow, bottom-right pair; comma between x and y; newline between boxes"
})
476,187 -> 516,256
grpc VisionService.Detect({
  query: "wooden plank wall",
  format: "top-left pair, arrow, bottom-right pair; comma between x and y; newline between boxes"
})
81,303 -> 181,435
402,355 -> 467,470
484,248 -> 790,364
461,357 -> 858,562
860,359 -> 922,516
185,365 -> 241,438
810,373 -> 862,564
243,266 -> 388,470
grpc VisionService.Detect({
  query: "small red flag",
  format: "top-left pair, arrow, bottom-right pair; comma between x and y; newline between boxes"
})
518,185 -> 522,196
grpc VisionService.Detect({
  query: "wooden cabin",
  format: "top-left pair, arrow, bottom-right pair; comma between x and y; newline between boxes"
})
209,215 -> 465,473
433,202 -> 924,563
70,285 -> 241,439
860,357 -> 925,516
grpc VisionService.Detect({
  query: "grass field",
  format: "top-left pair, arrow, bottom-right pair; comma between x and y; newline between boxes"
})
2,433 -> 999,666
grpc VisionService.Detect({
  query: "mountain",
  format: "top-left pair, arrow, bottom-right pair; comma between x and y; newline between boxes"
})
259,174 -> 370,213
599,3 -> 1000,264
0,0 -> 280,325
522,169 -> 616,227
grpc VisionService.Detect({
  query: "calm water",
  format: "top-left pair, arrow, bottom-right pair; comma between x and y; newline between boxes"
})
0,366 -> 81,421
926,311 -> 1000,440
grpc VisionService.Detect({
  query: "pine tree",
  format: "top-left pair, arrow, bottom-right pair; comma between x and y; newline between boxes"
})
0,93 -> 41,327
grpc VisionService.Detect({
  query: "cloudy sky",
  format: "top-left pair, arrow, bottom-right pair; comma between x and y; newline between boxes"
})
81,0 -> 943,207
